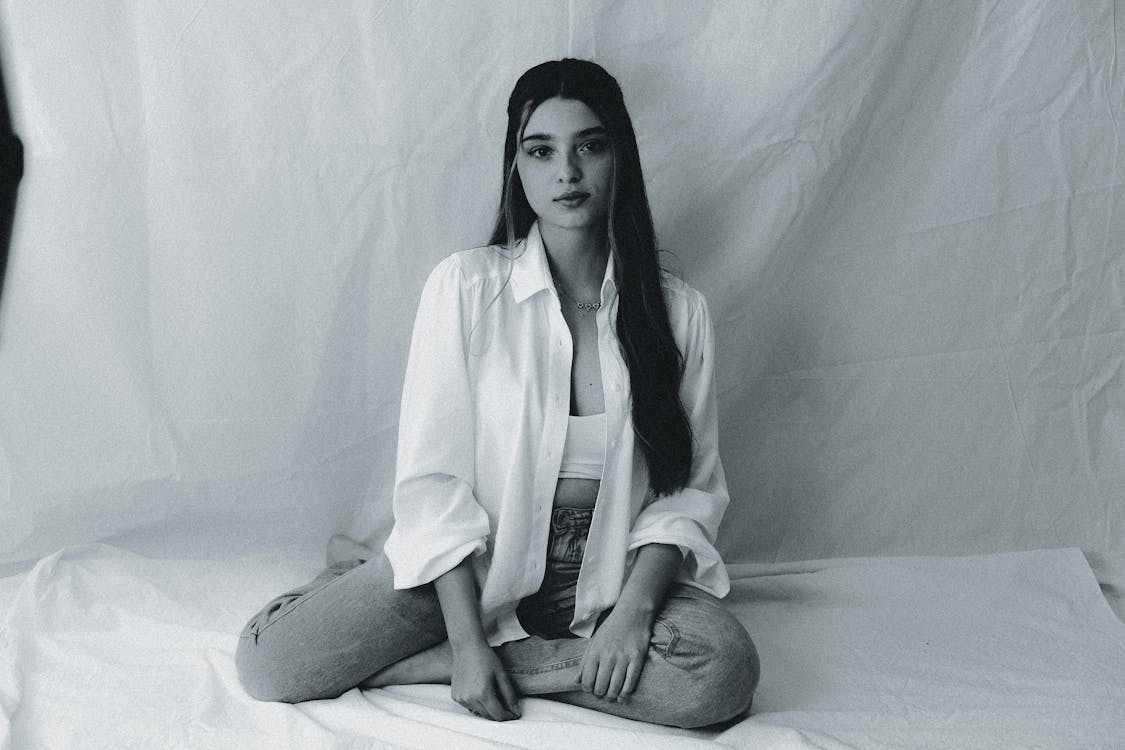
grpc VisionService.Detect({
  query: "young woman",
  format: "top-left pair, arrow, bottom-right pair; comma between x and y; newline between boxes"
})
236,58 -> 759,728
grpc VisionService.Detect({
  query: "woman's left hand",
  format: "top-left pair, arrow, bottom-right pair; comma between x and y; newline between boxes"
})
579,608 -> 652,701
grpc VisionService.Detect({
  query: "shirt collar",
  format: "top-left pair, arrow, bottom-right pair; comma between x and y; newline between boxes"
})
508,222 -> 618,305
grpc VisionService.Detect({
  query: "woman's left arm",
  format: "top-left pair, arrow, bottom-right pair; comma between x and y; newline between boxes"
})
582,287 -> 733,702
579,542 -> 681,701
626,288 -> 731,597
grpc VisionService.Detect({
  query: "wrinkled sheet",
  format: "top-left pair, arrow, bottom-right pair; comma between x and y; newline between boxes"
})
2,545 -> 1123,749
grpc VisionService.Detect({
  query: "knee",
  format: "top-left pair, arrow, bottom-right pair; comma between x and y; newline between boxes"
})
655,608 -> 760,728
713,616 -> 760,714
234,634 -> 291,702
235,634 -> 336,704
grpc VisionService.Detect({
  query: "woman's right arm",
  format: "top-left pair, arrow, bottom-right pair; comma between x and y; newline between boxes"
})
385,257 -> 490,588
434,558 -> 521,721
385,258 -> 516,719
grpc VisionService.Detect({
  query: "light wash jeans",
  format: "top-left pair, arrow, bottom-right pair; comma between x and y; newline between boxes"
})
236,508 -> 759,728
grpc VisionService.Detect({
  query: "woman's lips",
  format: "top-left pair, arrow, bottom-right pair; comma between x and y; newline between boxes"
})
554,192 -> 590,208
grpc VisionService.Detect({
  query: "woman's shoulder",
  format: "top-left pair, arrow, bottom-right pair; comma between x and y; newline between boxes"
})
426,241 -> 521,289
658,269 -> 709,318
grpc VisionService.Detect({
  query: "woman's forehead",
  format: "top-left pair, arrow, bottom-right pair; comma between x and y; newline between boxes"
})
522,97 -> 605,140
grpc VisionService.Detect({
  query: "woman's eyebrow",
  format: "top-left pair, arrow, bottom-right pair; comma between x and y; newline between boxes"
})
521,126 -> 607,144
575,126 -> 608,138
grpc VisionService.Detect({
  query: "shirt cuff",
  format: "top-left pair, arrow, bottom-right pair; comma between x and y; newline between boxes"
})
627,527 -> 730,598
384,535 -> 487,590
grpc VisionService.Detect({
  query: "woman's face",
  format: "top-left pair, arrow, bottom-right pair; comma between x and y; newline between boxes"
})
515,96 -> 612,236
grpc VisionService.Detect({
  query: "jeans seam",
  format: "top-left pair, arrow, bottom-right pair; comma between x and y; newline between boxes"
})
505,656 -> 583,676
242,564 -> 357,642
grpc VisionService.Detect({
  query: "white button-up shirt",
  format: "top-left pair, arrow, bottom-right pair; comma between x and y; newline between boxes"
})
384,223 -> 731,646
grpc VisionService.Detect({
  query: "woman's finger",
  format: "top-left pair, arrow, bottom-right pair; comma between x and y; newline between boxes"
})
592,655 -> 614,697
479,689 -> 511,722
460,697 -> 483,718
618,657 -> 642,699
604,660 -> 628,701
495,671 -> 521,718
579,652 -> 598,692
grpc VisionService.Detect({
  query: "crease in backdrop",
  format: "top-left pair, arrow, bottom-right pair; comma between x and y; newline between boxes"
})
0,0 -> 1121,617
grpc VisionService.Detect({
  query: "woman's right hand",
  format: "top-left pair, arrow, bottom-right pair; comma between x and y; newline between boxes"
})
434,558 -> 520,721
449,641 -> 521,721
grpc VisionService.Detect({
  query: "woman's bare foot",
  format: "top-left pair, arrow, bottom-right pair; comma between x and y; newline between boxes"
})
361,641 -> 454,688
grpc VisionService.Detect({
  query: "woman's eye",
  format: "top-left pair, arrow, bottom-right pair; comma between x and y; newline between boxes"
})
580,140 -> 608,154
527,146 -> 552,159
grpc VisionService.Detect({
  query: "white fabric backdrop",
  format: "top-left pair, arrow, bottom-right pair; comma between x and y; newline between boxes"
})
0,1 -> 1122,615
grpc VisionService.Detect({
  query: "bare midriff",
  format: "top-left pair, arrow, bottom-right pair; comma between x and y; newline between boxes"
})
552,477 -> 600,509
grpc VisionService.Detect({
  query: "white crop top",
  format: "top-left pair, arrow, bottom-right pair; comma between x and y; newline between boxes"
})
557,412 -> 607,480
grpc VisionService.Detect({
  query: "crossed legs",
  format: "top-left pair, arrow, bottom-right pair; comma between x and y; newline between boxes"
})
235,555 -> 758,728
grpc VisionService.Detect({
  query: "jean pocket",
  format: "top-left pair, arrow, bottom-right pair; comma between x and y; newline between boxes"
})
650,616 -> 681,660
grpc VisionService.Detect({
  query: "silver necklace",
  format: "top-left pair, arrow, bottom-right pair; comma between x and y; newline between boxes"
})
553,278 -> 601,312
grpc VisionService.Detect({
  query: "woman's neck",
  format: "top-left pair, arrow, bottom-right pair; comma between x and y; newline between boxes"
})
539,223 -> 609,296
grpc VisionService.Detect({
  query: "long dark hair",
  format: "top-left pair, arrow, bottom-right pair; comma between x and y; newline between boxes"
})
489,59 -> 692,496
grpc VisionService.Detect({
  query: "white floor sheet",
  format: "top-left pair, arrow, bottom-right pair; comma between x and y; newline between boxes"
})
2,545 -> 1123,749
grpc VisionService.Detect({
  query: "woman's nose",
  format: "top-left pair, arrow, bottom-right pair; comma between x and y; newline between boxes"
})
556,152 -> 581,182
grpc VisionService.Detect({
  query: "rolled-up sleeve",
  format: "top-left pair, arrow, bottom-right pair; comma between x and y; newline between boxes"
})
627,291 -> 731,597
383,257 -> 491,589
